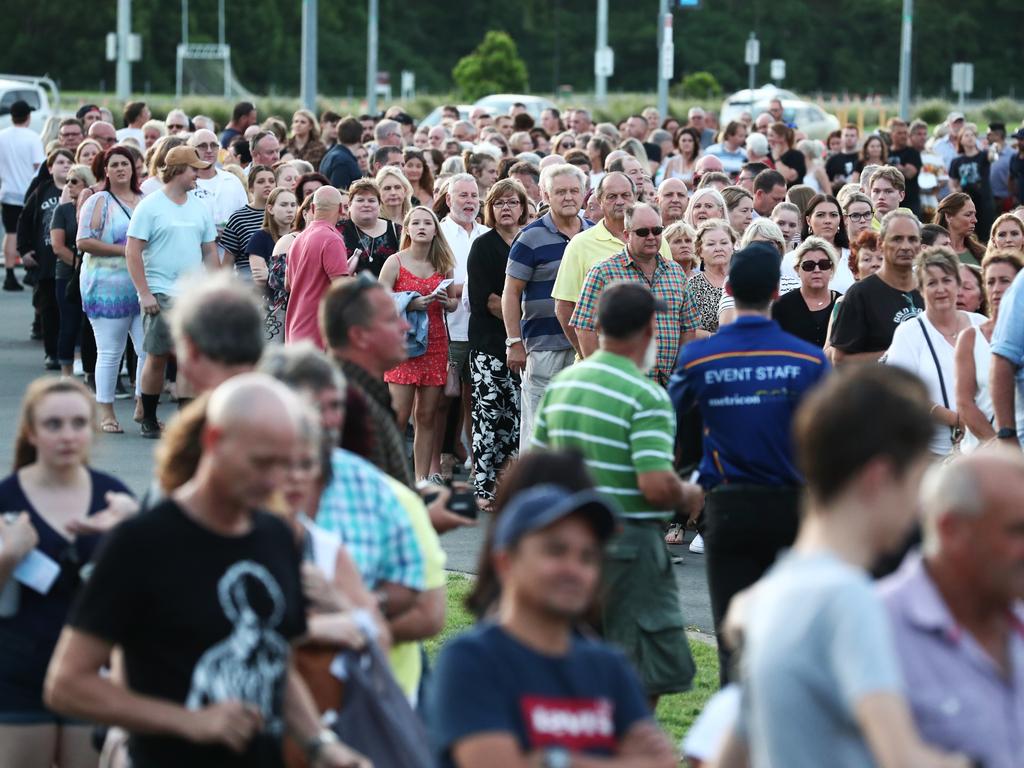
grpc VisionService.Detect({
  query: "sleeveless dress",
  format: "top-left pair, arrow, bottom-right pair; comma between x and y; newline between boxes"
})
384,264 -> 448,387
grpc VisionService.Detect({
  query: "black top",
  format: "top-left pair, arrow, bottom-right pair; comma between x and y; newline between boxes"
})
468,228 -> 513,358
16,178 -> 60,279
69,499 -> 306,768
339,218 -> 401,278
779,149 -> 806,188
825,151 -> 859,183
888,146 -> 922,215
50,201 -> 79,281
828,273 -> 923,354
318,144 -> 363,191
771,289 -> 840,348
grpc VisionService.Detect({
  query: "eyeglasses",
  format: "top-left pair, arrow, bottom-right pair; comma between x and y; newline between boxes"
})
633,226 -> 664,238
167,124 -> 188,131
194,142 -> 218,151
60,131 -> 82,139
846,211 -> 872,222
493,199 -> 521,209
800,259 -> 833,272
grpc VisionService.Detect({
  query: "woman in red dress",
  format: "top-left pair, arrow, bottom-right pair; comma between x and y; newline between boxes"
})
379,205 -> 457,480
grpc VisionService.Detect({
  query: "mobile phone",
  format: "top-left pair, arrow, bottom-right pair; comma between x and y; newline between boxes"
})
447,488 -> 478,519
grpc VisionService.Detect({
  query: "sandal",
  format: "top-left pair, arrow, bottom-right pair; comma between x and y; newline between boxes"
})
664,523 -> 684,545
100,418 -> 124,434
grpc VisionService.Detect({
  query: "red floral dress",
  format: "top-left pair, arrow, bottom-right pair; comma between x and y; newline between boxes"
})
384,264 -> 449,387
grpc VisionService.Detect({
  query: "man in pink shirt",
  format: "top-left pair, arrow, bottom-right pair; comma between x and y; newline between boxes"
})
285,186 -> 349,346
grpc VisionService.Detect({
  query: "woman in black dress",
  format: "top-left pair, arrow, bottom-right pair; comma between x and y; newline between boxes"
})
772,236 -> 840,347
339,178 -> 401,277
768,122 -> 806,188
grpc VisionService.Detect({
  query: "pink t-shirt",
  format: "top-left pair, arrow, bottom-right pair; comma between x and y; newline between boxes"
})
284,219 -> 349,346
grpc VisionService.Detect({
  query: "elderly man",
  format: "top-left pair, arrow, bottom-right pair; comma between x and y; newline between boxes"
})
165,109 -> 190,135
188,129 -> 248,247
87,120 -> 117,151
687,107 -> 716,149
374,118 -> 402,148
656,177 -> 689,224
570,203 -> 699,386
284,186 -> 348,346
503,164 -> 590,449
879,449 -> 1024,768
249,130 -> 281,169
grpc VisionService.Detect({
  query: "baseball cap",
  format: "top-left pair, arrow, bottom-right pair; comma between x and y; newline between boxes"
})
491,484 -> 619,553
947,111 -> 965,124
1012,127 -> 1024,142
728,242 -> 781,305
75,104 -> 100,120
9,100 -> 33,123
597,282 -> 668,339
164,146 -> 213,169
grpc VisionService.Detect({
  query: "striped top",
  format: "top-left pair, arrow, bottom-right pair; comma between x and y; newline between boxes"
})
532,350 -> 676,520
506,212 -> 592,353
220,204 -> 265,272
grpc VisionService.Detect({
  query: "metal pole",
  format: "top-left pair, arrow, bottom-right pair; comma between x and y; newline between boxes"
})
301,0 -> 318,110
595,0 -> 607,107
181,0 -> 188,46
656,0 -> 669,119
116,0 -> 131,100
218,0 -> 225,47
748,34 -> 755,95
366,0 -> 379,115
897,0 -> 913,119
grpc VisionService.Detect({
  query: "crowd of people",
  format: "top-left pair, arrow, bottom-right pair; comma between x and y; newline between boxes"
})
0,89 -> 1022,768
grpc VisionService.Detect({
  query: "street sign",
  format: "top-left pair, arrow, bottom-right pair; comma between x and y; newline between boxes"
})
127,34 -> 142,62
106,33 -> 117,62
400,70 -> 415,100
951,62 -> 974,94
595,46 -> 614,77
745,35 -> 760,66
770,59 -> 785,81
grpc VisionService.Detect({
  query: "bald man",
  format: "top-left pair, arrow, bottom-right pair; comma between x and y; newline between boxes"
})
187,129 -> 248,249
284,186 -> 348,346
87,120 -> 117,150
46,374 -> 370,767
656,178 -> 689,224
880,448 -> 1024,768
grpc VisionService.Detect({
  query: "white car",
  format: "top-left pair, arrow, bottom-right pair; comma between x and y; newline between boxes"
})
473,94 -> 556,121
0,74 -> 58,133
417,104 -> 477,128
720,85 -> 839,140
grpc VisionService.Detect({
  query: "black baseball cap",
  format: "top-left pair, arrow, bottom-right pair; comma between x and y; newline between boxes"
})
9,100 -> 33,123
597,282 -> 668,339
75,104 -> 100,120
1013,127 -> 1024,142
728,242 -> 781,305
491,484 -> 618,552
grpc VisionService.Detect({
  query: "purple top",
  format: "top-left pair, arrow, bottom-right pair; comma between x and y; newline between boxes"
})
878,553 -> 1024,768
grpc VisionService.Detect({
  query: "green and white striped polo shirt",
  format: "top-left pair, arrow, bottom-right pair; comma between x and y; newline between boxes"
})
531,350 -> 677,520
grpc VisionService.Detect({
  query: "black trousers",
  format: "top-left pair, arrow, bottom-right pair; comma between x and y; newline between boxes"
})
33,277 -> 59,359
704,484 -> 801,686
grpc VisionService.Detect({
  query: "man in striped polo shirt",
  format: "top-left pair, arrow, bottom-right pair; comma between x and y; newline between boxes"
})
503,164 -> 591,451
532,282 -> 703,702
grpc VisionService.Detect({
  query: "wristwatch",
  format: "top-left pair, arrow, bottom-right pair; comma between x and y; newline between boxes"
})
996,427 -> 1017,440
505,336 -> 523,348
305,728 -> 339,761
542,746 -> 572,768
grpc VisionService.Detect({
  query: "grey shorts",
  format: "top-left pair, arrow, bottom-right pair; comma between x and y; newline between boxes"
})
142,293 -> 175,356
448,340 -> 472,384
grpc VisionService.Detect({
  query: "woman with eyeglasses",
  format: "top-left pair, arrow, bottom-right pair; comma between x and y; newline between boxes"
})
0,377 -> 135,767
50,163 -> 97,379
771,237 -> 841,347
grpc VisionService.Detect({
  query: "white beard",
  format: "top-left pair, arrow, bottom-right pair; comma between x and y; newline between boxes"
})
641,335 -> 658,374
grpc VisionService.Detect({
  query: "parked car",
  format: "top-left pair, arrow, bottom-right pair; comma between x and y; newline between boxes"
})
0,74 -> 58,133
473,94 -> 556,121
720,85 -> 839,140
417,104 -> 476,128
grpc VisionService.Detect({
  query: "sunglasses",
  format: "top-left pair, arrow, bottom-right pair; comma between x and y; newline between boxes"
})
800,259 -> 833,272
633,226 -> 664,238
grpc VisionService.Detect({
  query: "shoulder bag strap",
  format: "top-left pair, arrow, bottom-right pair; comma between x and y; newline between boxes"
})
917,317 -> 949,409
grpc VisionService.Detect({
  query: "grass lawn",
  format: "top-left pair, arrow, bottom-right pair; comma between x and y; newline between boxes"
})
426,573 -> 718,743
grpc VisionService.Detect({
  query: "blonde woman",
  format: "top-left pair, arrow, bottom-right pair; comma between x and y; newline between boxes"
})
684,186 -> 727,228
987,212 -> 1024,255
664,220 -> 697,275
689,218 -> 738,333
378,206 -> 458,480
722,185 -> 754,238
375,165 -> 414,224
771,236 -> 840,347
286,108 -> 326,169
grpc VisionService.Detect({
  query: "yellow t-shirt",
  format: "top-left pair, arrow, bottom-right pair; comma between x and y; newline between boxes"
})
551,219 -> 672,304
385,479 -> 447,700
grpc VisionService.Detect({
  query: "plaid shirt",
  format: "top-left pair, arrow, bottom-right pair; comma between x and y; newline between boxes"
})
317,448 -> 425,591
570,250 -> 699,386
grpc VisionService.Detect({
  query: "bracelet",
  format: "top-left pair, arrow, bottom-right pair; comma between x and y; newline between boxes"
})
929,403 -> 941,416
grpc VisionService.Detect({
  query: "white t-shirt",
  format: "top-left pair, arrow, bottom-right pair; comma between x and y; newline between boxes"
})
193,169 -> 249,228
116,126 -> 146,147
440,216 -> 490,342
0,125 -> 44,206
884,311 -> 985,455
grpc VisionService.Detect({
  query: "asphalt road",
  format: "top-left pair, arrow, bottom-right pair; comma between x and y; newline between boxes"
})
0,282 -> 715,633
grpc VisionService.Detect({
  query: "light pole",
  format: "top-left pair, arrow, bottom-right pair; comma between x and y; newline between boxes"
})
300,0 -> 317,111
116,0 -> 131,99
897,0 -> 913,119
366,0 -> 379,115
595,0 -> 609,107
656,0 -> 672,119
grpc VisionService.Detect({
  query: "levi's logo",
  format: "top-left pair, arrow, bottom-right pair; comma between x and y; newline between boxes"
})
520,696 -> 616,751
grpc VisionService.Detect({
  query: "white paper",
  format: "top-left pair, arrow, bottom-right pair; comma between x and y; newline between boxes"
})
433,278 -> 454,294
13,549 -> 61,595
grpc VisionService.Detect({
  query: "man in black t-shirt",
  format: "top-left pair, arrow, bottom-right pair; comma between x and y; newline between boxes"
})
830,211 -> 924,363
825,123 -> 862,194
886,119 -> 923,216
46,375 -> 368,768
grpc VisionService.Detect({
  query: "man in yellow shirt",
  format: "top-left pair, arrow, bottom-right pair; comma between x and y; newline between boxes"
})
552,172 -> 672,355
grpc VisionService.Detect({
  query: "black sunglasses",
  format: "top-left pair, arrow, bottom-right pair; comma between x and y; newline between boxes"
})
800,259 -> 833,272
633,226 -> 664,238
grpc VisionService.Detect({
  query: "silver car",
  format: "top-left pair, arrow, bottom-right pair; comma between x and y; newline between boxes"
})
720,85 -> 839,140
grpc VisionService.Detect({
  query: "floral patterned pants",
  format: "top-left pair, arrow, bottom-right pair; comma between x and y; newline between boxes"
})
470,351 -> 521,499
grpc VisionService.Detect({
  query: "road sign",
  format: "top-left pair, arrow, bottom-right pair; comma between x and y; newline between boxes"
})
770,59 -> 785,81
745,34 -> 760,66
127,34 -> 142,62
951,62 -> 974,94
595,46 -> 614,77
106,33 -> 117,62
401,70 -> 415,100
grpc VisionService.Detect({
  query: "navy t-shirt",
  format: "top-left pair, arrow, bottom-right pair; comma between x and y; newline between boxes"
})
428,623 -> 650,767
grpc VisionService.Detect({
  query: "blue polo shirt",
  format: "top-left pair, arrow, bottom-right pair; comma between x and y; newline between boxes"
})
506,212 -> 591,353
668,316 -> 829,489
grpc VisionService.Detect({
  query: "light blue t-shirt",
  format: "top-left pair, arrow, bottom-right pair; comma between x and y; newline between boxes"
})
991,269 -> 1024,446
739,551 -> 903,768
126,189 -> 216,297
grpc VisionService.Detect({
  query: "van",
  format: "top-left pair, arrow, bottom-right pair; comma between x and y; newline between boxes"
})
0,74 -> 59,133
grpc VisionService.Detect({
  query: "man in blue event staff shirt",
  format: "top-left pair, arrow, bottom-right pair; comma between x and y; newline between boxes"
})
668,242 -> 829,684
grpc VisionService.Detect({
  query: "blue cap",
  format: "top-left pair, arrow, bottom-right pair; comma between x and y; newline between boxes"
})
491,484 -> 619,552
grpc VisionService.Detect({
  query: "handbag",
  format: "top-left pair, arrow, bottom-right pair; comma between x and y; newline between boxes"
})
918,318 -> 964,451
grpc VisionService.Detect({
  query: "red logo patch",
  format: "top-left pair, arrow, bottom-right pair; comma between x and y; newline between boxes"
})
520,696 -> 616,751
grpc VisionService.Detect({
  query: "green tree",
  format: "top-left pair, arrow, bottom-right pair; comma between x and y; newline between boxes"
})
677,71 -> 722,100
452,30 -> 529,102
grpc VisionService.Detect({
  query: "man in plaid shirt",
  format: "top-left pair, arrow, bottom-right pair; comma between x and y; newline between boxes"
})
570,203 -> 700,386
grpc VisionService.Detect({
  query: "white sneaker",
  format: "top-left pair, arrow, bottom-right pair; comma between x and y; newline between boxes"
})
689,533 -> 705,554
73,358 -> 84,376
